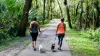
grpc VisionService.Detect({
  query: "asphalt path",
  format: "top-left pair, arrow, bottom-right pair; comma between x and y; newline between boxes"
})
16,19 -> 72,56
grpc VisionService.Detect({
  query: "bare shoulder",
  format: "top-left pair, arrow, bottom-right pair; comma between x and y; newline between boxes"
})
36,21 -> 39,24
58,22 -> 61,25
31,21 -> 35,24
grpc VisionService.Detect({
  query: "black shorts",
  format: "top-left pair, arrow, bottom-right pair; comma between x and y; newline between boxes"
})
30,33 -> 38,41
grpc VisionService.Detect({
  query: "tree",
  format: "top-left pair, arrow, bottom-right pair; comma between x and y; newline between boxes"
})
18,0 -> 32,36
35,0 -> 38,9
57,0 -> 63,17
50,0 -> 53,20
79,0 -> 83,29
47,0 -> 50,19
85,0 -> 89,29
94,0 -> 100,28
76,1 -> 80,16
64,0 -> 72,29
43,0 -> 46,24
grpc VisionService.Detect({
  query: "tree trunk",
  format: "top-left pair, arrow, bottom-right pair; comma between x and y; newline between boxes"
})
64,0 -> 72,29
43,0 -> 46,24
47,0 -> 50,19
50,0 -> 53,20
76,1 -> 80,16
18,0 -> 32,36
85,0 -> 89,29
36,0 -> 38,9
79,0 -> 83,29
74,0 -> 75,16
94,0 -> 100,28
57,0 -> 63,17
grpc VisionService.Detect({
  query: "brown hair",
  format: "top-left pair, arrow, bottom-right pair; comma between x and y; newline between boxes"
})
61,18 -> 64,22
34,17 -> 37,21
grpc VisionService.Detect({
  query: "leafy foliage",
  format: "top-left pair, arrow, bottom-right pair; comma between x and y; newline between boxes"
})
81,28 -> 100,42
68,0 -> 100,29
0,0 -> 24,43
0,0 -> 61,43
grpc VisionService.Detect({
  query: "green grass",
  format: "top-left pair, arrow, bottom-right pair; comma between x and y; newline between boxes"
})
66,23 -> 100,56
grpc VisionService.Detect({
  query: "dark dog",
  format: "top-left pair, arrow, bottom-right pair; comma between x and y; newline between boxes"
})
51,43 -> 55,52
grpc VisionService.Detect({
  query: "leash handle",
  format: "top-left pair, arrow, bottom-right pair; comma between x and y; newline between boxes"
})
55,36 -> 56,40
54,34 -> 57,40
39,31 -> 42,38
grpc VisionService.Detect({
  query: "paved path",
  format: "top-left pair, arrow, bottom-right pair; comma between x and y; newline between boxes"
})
16,19 -> 72,56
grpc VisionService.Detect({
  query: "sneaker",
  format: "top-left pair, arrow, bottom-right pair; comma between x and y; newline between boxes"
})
34,48 -> 36,51
58,48 -> 61,51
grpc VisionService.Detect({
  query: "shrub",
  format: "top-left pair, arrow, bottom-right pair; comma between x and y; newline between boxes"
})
82,28 -> 100,42
0,29 -> 8,43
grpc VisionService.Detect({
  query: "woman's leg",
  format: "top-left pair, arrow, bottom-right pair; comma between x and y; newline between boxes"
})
33,33 -> 38,50
31,33 -> 34,47
58,34 -> 65,50
33,36 -> 37,48
58,34 -> 61,49
31,33 -> 38,48
58,36 -> 60,45
33,41 -> 36,48
60,34 -> 64,48
60,37 -> 64,47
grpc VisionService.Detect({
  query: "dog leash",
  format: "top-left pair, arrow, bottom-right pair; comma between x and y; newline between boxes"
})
55,34 -> 57,40
52,35 -> 57,43
39,28 -> 47,52
39,28 -> 47,38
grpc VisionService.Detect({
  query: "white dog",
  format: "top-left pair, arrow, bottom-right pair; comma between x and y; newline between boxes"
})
39,44 -> 42,51
39,44 -> 46,53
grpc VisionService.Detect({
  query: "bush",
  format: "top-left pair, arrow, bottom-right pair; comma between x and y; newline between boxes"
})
0,29 -> 8,43
82,28 -> 100,42
0,32 -> 5,43
7,26 -> 18,36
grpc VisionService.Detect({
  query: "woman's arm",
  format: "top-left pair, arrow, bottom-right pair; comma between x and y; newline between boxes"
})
29,22 -> 32,30
37,22 -> 41,32
56,23 -> 60,34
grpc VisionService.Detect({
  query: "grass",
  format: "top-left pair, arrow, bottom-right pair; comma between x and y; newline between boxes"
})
66,23 -> 100,56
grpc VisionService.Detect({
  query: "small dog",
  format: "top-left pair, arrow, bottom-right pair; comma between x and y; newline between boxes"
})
39,44 -> 42,51
39,44 -> 45,53
51,43 -> 55,51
